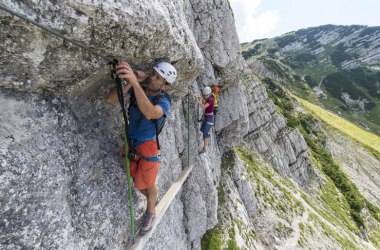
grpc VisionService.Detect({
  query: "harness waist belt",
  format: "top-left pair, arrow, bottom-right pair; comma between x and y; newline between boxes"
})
130,149 -> 160,162
137,153 -> 160,162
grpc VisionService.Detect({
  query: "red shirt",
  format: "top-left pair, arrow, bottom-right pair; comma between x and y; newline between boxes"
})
204,97 -> 214,115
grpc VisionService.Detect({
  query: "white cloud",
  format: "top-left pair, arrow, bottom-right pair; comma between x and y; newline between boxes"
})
230,0 -> 279,42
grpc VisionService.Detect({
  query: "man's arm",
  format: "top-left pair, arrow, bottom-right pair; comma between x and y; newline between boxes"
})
106,83 -> 132,104
106,70 -> 146,105
114,62 -> 163,120
133,83 -> 164,120
196,96 -> 210,109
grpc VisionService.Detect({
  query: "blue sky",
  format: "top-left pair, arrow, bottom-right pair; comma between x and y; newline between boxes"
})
230,0 -> 380,43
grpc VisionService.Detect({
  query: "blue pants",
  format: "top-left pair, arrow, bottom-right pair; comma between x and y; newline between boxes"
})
200,116 -> 214,139
213,107 -> 218,116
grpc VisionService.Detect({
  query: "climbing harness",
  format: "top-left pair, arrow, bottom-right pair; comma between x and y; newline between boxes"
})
125,141 -> 160,163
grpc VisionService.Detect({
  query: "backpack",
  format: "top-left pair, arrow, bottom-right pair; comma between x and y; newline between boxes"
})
128,90 -> 172,150
212,92 -> 219,107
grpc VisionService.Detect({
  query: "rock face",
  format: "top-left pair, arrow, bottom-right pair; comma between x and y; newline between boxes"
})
326,129 -> 380,207
0,0 -> 204,93
1,0 -> 313,249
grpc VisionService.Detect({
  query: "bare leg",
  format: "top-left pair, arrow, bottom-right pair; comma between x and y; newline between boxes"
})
203,138 -> 208,150
146,183 -> 158,214
139,189 -> 148,197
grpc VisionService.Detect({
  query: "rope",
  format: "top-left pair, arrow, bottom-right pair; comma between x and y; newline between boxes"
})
110,63 -> 136,242
187,90 -> 191,166
168,85 -> 190,95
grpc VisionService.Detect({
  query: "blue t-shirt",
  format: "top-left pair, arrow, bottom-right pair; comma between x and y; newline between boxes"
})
127,89 -> 171,141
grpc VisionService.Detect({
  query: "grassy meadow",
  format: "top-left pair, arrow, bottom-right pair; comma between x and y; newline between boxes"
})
293,95 -> 380,155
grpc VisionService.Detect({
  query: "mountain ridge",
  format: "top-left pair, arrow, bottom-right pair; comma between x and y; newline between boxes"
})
241,24 -> 380,136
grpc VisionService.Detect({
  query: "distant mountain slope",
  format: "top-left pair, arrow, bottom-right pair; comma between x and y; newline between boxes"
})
206,78 -> 380,249
241,25 -> 380,135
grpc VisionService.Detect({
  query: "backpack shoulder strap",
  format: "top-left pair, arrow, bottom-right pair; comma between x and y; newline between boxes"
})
128,89 -> 137,110
128,89 -> 147,129
152,90 -> 172,150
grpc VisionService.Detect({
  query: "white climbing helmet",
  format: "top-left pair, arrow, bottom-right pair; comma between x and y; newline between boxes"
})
202,86 -> 212,95
153,62 -> 177,84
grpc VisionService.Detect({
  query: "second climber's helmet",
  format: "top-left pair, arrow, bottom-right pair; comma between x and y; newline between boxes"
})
202,86 -> 212,95
153,62 -> 177,84
213,86 -> 220,93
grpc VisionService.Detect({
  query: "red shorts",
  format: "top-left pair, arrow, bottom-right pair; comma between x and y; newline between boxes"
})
122,139 -> 159,190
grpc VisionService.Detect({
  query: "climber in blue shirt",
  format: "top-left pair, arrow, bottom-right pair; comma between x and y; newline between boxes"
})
106,61 -> 176,235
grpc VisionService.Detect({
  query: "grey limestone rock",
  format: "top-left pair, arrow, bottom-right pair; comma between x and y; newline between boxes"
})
214,83 -> 249,153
